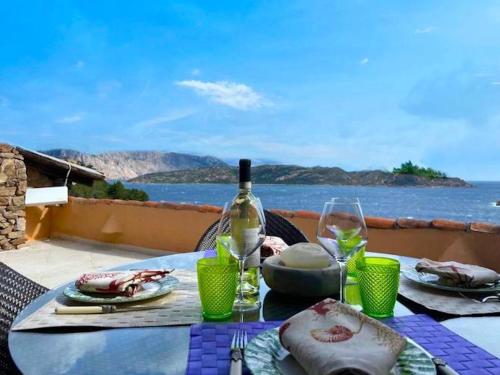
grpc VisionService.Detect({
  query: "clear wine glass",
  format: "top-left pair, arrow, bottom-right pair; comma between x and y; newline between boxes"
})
254,197 -> 266,226
216,201 -> 266,311
317,198 -> 368,303
215,203 -> 232,261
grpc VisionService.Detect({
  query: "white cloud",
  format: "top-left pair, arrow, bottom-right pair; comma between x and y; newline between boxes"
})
56,112 -> 85,124
175,80 -> 269,110
360,58 -> 369,65
191,68 -> 201,76
134,109 -> 196,128
415,26 -> 435,34
491,81 -> 500,86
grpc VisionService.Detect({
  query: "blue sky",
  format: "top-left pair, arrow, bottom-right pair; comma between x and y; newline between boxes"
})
1,1 -> 500,180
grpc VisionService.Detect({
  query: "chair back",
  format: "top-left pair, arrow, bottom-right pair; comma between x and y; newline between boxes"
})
0,263 -> 48,374
195,209 -> 309,251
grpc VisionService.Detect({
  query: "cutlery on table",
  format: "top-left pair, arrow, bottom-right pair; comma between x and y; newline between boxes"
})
230,329 -> 247,375
55,304 -> 169,314
458,292 -> 500,304
433,357 -> 459,375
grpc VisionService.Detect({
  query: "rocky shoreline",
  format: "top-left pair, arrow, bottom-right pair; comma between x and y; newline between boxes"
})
129,165 -> 471,187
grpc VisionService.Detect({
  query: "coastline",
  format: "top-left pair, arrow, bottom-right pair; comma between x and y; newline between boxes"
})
124,181 -> 475,188
127,165 -> 471,188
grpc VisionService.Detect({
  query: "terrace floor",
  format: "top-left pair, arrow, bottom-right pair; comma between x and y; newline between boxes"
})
0,239 -> 171,288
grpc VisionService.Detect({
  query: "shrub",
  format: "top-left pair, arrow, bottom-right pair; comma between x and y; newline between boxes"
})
70,181 -> 149,201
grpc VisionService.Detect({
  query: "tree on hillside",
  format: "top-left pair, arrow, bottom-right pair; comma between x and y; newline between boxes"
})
393,161 -> 447,179
70,181 -> 149,201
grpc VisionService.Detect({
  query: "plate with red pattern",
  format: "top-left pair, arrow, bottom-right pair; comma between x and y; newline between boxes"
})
245,328 -> 436,375
63,275 -> 179,304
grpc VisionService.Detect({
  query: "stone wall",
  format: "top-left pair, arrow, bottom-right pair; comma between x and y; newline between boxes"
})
0,144 -> 27,250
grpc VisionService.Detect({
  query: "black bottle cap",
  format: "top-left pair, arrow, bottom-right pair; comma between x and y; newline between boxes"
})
239,159 -> 251,183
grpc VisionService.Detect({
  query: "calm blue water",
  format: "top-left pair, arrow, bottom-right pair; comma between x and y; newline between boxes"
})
124,182 -> 500,223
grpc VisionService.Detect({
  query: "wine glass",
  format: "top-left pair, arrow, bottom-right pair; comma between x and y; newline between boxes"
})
216,200 -> 266,311
254,197 -> 266,226
317,198 -> 368,303
215,203 -> 232,261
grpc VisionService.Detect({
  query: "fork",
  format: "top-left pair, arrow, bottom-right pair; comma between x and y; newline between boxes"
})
458,292 -> 500,303
230,329 -> 248,375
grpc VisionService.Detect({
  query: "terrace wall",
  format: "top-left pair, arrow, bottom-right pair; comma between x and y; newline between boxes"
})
26,197 -> 500,270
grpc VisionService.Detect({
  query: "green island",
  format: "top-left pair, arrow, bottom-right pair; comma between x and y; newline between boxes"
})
128,162 -> 470,187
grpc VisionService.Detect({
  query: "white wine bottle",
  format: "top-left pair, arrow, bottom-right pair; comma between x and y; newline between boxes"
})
230,159 -> 261,309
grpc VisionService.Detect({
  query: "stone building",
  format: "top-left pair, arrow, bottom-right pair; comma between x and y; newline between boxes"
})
0,144 -> 104,250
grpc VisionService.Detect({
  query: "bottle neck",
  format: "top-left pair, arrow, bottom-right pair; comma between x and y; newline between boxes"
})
239,181 -> 252,191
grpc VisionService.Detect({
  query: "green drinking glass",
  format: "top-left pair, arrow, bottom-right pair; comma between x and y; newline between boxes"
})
197,257 -> 238,320
358,257 -> 400,318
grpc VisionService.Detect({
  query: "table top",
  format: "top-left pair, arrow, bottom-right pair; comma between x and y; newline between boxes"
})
9,251 -> 500,375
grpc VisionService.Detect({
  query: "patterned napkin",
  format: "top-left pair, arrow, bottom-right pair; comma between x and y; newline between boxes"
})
415,259 -> 500,287
261,236 -> 289,257
76,269 -> 172,296
279,298 -> 406,375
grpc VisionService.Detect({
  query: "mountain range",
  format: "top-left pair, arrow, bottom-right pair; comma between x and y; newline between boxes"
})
43,149 -> 470,187
42,149 -> 227,179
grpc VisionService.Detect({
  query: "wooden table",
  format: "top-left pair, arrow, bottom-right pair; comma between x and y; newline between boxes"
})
8,252 -> 500,375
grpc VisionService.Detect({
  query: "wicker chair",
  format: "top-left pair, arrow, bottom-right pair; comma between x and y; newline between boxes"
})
0,262 -> 48,374
195,209 -> 309,251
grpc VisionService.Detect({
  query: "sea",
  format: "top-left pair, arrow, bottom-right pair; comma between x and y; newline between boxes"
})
124,181 -> 500,224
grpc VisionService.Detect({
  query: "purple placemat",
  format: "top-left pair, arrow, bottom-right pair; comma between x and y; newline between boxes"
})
186,315 -> 500,375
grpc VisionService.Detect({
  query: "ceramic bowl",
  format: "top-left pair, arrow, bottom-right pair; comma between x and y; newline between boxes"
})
262,255 -> 340,297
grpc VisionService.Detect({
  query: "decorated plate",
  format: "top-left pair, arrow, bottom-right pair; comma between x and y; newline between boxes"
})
63,275 -> 179,304
402,268 -> 500,293
245,328 -> 436,375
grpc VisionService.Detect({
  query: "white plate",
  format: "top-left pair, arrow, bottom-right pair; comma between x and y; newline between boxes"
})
245,328 -> 436,375
402,268 -> 500,293
63,275 -> 179,304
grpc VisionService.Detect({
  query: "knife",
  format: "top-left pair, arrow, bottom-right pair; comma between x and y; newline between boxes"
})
55,305 -> 169,314
433,357 -> 459,375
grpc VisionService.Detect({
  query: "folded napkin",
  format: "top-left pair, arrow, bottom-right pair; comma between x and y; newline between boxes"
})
76,269 -> 171,296
261,236 -> 289,257
279,298 -> 406,375
415,258 -> 500,287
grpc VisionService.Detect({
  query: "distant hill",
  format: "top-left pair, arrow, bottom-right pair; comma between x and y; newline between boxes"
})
129,165 -> 471,187
42,149 -> 227,179
223,158 -> 281,166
